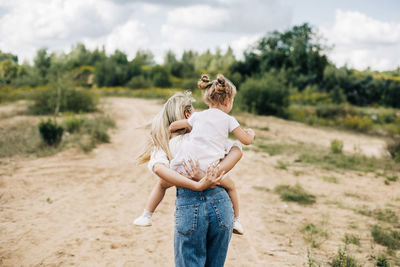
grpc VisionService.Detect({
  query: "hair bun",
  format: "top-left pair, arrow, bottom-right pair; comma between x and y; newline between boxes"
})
198,74 -> 212,90
201,74 -> 210,83
215,74 -> 227,93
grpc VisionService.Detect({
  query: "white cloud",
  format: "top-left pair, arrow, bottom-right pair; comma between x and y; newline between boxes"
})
84,19 -> 150,59
0,0 -> 128,62
166,5 -> 230,31
322,9 -> 400,70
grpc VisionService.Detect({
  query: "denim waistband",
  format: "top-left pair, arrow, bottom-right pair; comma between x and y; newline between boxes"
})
176,186 -> 226,200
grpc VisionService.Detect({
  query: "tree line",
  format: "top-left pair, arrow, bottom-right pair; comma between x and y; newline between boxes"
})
1,23 -> 400,115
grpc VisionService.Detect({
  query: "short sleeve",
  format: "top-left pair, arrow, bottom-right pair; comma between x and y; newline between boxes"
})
187,112 -> 198,126
147,148 -> 169,173
228,115 -> 240,132
225,139 -> 242,154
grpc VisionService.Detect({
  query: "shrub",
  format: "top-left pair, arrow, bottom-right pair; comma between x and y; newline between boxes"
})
126,75 -> 151,89
238,71 -> 289,117
274,184 -> 316,205
341,116 -> 374,132
376,254 -> 391,267
38,119 -> 64,146
301,223 -> 329,248
371,225 -> 400,250
30,88 -> 97,115
63,115 -> 85,133
331,139 -> 344,154
386,138 -> 400,162
343,233 -> 360,246
315,104 -> 354,118
329,248 -> 359,267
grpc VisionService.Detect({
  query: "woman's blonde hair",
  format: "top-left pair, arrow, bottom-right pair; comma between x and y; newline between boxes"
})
137,91 -> 194,164
197,74 -> 236,106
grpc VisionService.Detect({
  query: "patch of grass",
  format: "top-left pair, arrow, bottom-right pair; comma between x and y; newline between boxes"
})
275,160 -> 289,170
74,115 -> 116,152
331,139 -> 344,154
300,223 -> 329,248
63,115 -> 86,133
275,184 -> 316,205
0,114 -> 115,158
93,87 -> 182,102
296,150 -> 399,173
386,137 -> 400,162
322,176 -> 339,183
253,143 -> 287,155
371,225 -> 400,250
376,254 -> 391,267
306,249 -> 321,267
329,247 -> 359,267
0,120 -> 40,157
46,197 -> 53,204
252,186 -> 270,192
255,126 -> 270,131
343,233 -> 360,246
357,208 -> 399,224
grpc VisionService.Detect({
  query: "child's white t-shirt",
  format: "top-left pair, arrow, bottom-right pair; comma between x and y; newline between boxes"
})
169,108 -> 240,174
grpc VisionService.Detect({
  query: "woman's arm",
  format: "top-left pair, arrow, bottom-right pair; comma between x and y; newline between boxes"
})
153,163 -> 222,191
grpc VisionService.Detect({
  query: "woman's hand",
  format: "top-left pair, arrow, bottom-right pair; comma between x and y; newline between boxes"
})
196,164 -> 224,191
182,159 -> 205,181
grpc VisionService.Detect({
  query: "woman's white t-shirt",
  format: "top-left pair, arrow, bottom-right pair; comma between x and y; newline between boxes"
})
169,108 -> 240,174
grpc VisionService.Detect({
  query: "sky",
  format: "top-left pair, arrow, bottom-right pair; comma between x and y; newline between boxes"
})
0,0 -> 399,71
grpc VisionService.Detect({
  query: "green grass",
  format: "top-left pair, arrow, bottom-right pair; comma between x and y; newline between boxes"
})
376,254 -> 391,267
275,160 -> 289,170
275,184 -> 316,205
0,120 -> 41,157
322,176 -> 339,184
329,247 -> 360,267
0,114 -> 115,158
252,138 -> 400,174
371,225 -> 400,250
357,208 -> 399,225
296,150 -> 399,173
252,186 -> 270,192
300,223 -> 329,248
331,139 -> 344,154
343,233 -> 360,246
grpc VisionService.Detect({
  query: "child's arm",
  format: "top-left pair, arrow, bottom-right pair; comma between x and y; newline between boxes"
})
170,119 -> 190,132
232,127 -> 255,145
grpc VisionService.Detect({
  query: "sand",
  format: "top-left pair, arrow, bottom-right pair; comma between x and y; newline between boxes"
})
1,97 -> 398,266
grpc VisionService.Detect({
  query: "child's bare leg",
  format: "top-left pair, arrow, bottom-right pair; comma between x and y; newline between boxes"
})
145,179 -> 173,212
134,179 -> 173,226
220,176 -> 239,218
220,175 -> 243,234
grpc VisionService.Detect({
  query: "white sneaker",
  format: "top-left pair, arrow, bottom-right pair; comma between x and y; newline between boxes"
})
133,215 -> 152,227
233,218 -> 244,235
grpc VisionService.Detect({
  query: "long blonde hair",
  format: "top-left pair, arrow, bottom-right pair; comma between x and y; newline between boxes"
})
137,91 -> 194,164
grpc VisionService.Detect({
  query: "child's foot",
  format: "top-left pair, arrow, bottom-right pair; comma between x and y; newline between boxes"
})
233,217 -> 244,235
133,215 -> 152,227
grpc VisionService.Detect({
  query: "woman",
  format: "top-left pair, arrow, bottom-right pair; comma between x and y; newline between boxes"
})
138,91 -> 242,266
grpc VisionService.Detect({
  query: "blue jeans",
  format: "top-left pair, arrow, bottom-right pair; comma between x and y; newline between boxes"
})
174,186 -> 234,267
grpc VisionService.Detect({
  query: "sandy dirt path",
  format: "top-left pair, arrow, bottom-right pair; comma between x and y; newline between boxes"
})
1,98 -> 398,266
